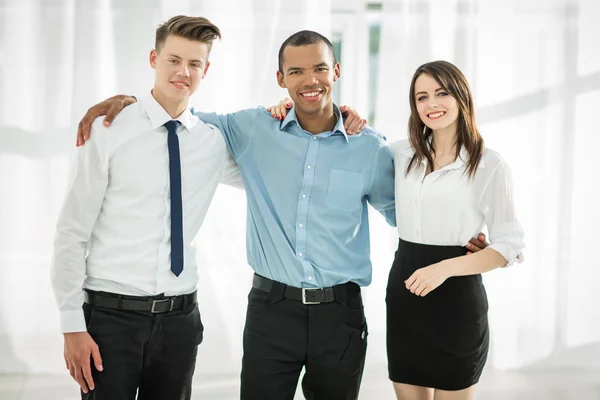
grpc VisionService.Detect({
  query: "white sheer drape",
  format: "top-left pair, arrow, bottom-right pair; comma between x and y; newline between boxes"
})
0,0 -> 598,385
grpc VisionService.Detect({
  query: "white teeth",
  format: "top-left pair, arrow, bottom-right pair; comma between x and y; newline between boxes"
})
429,111 -> 445,118
302,91 -> 320,97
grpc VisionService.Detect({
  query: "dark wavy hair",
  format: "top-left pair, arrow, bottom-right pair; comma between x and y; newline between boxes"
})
406,60 -> 483,179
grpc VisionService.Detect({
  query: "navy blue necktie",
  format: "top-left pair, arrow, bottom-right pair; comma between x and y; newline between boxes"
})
164,120 -> 184,277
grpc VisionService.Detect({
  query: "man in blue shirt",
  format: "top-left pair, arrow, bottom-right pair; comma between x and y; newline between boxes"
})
76,30 -> 486,399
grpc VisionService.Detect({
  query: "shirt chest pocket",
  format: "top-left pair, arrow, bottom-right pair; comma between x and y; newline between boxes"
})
327,169 -> 365,210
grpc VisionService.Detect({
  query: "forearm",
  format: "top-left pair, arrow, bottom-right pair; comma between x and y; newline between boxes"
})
445,248 -> 507,277
51,237 -> 89,333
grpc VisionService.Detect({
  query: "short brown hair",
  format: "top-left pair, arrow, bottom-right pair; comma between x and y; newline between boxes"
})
155,15 -> 221,52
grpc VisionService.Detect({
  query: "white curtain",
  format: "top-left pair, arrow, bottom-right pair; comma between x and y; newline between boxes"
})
1,0 -> 598,384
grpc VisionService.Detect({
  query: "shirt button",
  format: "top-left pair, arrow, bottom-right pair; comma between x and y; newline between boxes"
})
414,199 -> 418,205
307,165 -> 312,169
298,224 -> 303,228
308,276 -> 313,281
298,252 -> 303,257
301,194 -> 307,199
313,136 -> 317,140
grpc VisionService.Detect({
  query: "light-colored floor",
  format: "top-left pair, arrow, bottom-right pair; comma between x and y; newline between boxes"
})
1,366 -> 599,399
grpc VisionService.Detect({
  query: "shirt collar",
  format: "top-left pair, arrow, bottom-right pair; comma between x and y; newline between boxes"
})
281,104 -> 349,143
400,138 -> 485,169
141,91 -> 196,132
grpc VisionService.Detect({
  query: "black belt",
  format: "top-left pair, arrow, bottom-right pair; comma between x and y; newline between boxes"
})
84,290 -> 197,314
252,274 -> 360,305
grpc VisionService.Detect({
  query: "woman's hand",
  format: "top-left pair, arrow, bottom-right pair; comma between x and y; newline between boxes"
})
405,262 -> 450,297
266,98 -> 293,120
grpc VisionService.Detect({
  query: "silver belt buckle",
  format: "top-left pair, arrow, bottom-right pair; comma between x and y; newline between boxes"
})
302,288 -> 323,305
151,298 -> 175,313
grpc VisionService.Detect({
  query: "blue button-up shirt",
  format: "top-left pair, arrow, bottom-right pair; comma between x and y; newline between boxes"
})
197,106 -> 395,288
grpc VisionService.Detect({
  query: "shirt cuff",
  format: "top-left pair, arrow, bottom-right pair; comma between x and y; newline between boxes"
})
59,309 -> 87,333
488,242 -> 524,267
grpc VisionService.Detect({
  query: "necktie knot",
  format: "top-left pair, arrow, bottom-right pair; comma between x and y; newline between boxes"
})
164,120 -> 181,134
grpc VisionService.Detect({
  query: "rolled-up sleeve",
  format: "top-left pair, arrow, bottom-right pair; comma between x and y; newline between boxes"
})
479,159 -> 525,266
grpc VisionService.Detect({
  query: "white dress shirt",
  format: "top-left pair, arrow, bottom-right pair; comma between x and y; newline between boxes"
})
391,139 -> 524,265
51,93 -> 241,333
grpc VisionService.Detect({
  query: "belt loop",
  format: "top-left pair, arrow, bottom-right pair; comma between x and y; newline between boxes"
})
268,281 -> 285,303
116,294 -> 123,310
333,285 -> 347,302
182,294 -> 188,309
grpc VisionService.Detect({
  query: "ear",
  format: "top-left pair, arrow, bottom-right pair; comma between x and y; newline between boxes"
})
276,70 -> 286,89
333,62 -> 341,82
201,61 -> 211,80
149,49 -> 158,69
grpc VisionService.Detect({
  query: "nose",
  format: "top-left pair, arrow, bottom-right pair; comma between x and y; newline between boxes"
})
302,71 -> 319,86
177,63 -> 190,77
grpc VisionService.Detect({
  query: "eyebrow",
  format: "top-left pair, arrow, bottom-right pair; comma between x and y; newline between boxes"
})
286,62 -> 330,73
415,88 -> 445,96
168,54 -> 203,64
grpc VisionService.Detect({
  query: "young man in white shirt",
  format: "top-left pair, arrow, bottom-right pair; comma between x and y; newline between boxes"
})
51,15 -> 239,400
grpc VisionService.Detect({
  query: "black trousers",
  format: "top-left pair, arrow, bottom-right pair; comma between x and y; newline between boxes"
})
81,292 -> 203,400
241,280 -> 368,400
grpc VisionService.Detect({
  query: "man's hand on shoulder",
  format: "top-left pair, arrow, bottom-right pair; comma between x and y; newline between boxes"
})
76,95 -> 137,146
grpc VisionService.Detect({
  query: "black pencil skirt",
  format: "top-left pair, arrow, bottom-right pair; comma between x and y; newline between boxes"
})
386,238 -> 490,391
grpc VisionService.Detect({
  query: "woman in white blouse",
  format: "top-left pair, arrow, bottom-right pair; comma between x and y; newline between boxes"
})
387,60 -> 524,400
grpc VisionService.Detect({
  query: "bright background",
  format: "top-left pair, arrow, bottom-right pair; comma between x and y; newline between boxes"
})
1,0 -> 599,392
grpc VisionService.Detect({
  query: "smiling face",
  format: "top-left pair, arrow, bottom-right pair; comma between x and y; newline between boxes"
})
150,34 -> 211,104
414,73 -> 459,134
276,41 -> 340,118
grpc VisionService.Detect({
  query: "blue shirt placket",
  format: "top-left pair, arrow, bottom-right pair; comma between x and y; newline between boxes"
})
295,132 -> 321,287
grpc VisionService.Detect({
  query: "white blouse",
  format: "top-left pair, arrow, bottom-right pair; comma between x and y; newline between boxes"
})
391,139 -> 524,265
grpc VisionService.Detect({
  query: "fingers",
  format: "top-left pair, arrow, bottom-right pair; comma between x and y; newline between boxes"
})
82,359 -> 95,392
340,106 -> 367,135
91,345 -> 104,372
404,273 -> 417,290
405,270 -> 432,296
478,233 -> 487,242
269,99 -> 289,120
358,118 -> 367,131
344,114 -> 359,134
73,363 -> 90,393
415,283 -> 428,296
466,237 -> 486,253
80,108 -> 101,141
103,103 -> 123,127
465,242 -> 478,252
347,118 -> 366,135
76,121 -> 85,147
277,102 -> 288,120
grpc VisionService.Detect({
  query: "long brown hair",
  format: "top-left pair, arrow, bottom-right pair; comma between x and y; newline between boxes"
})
406,60 -> 483,179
